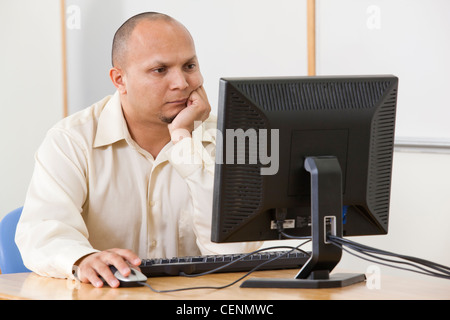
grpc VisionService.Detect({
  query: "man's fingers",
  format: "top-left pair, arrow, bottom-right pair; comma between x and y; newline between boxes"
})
188,86 -> 211,119
111,248 -> 141,267
78,265 -> 104,288
75,248 -> 141,288
94,263 -> 119,288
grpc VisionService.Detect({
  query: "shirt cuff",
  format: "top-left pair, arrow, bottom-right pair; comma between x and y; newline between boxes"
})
56,246 -> 100,279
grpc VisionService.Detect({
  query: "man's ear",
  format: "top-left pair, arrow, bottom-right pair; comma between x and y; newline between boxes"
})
110,67 -> 127,94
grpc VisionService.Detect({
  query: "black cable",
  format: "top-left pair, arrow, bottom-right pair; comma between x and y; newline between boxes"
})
332,237 -> 450,277
179,244 -> 311,277
327,235 -> 450,280
329,235 -> 450,276
279,226 -> 450,280
280,231 -> 311,240
338,245 -> 450,280
139,240 -> 311,293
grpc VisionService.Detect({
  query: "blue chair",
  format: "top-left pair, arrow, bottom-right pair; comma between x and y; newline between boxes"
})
0,207 -> 31,274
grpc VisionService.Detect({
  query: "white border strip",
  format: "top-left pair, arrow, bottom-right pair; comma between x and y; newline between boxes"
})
395,138 -> 450,154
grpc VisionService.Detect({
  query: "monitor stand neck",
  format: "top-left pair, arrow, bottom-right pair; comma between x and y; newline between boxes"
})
241,156 -> 365,289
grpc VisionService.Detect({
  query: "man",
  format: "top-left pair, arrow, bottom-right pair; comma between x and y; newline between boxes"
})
16,12 -> 258,288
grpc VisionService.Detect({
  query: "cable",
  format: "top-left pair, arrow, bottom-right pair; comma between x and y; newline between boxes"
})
139,240 -> 311,293
327,235 -> 450,280
329,235 -> 450,277
179,244 -> 310,277
280,231 -> 311,240
279,217 -> 450,281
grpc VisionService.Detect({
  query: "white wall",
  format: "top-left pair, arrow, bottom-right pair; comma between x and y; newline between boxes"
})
0,0 -> 63,217
64,0 -> 308,115
317,0 -> 450,145
1,1 -> 449,284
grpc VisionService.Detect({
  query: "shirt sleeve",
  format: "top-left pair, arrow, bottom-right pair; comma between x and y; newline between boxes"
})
15,128 -> 98,279
166,118 -> 263,255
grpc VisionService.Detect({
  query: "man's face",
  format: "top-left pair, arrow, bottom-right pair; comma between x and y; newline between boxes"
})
117,20 -> 204,125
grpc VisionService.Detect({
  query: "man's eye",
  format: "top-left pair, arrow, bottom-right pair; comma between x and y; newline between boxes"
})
153,67 -> 167,74
186,63 -> 196,70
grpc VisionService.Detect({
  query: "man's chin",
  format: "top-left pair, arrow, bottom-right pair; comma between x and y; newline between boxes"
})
159,115 -> 176,124
159,105 -> 186,124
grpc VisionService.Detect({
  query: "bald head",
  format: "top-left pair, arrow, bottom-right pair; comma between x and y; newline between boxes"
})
111,12 -> 189,69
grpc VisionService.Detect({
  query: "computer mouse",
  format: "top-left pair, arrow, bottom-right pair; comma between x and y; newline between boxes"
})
107,265 -> 148,287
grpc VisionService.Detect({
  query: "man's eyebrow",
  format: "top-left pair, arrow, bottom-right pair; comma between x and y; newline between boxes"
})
144,55 -> 198,68
185,55 -> 198,63
147,59 -> 168,67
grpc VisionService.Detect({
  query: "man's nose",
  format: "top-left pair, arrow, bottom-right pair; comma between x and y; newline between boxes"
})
169,69 -> 189,90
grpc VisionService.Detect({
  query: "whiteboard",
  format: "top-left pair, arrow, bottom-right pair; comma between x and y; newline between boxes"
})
316,0 -> 450,147
64,0 -> 308,116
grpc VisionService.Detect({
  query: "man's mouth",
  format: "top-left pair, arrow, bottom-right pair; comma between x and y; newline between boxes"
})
167,98 -> 188,105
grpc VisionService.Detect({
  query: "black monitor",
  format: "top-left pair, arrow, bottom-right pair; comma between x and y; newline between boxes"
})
211,75 -> 398,288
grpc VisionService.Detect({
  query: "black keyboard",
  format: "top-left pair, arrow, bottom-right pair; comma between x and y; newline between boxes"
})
139,250 -> 310,277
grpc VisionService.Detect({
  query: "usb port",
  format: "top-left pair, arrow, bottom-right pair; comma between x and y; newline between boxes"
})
324,216 -> 336,244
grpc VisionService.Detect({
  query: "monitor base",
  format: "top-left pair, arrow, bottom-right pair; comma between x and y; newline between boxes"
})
240,272 -> 366,289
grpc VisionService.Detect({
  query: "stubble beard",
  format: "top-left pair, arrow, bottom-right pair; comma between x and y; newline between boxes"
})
158,113 -> 176,124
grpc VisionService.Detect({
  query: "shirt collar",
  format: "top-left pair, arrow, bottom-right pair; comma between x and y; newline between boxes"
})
93,91 -> 216,149
93,91 -> 129,148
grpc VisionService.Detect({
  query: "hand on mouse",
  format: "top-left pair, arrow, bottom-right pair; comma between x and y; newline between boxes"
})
74,248 -> 141,288
168,85 -> 211,144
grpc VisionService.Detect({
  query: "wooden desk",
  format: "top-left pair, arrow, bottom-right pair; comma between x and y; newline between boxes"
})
0,269 -> 449,300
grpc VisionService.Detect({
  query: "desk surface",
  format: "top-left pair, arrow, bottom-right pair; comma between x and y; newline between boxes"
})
1,269 -> 449,300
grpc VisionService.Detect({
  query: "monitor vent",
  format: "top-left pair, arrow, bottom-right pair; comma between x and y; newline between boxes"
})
234,80 -> 392,111
367,88 -> 398,232
220,88 -> 266,235
222,165 -> 263,232
225,90 -> 268,129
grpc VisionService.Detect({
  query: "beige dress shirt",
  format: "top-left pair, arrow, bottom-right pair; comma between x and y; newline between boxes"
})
15,91 -> 260,279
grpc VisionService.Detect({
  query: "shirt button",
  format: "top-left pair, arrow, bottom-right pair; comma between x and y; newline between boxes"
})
151,240 -> 157,247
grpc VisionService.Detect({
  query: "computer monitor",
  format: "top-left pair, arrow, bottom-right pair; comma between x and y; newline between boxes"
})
211,75 -> 398,288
